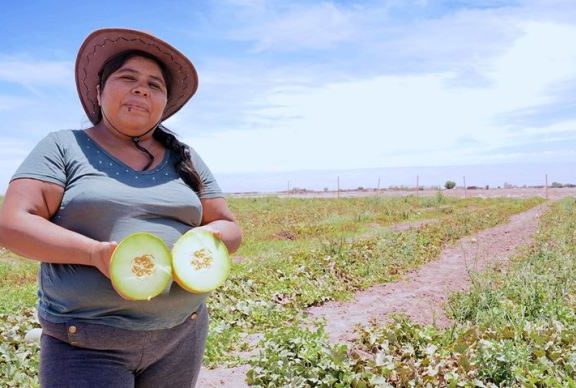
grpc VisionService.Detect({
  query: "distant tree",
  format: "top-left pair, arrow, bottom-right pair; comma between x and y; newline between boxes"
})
444,180 -> 456,190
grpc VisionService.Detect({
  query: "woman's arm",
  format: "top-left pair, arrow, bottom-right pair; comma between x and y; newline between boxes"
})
0,179 -> 116,277
199,197 -> 242,253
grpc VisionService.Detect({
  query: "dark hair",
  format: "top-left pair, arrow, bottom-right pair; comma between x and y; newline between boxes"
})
153,125 -> 203,192
97,50 -> 203,193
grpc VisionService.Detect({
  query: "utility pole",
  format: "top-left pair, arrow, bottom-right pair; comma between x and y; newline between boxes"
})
545,174 -> 548,200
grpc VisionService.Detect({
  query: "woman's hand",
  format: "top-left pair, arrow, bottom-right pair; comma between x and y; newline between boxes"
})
200,198 -> 242,253
197,224 -> 223,240
89,241 -> 118,278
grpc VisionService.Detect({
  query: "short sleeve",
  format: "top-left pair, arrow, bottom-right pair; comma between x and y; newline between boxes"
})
189,147 -> 223,199
11,131 -> 67,187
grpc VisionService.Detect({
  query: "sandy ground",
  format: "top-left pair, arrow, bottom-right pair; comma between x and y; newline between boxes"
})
197,188 -> 575,386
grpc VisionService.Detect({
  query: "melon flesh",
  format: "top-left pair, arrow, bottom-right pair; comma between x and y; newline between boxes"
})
172,229 -> 231,293
110,232 -> 173,301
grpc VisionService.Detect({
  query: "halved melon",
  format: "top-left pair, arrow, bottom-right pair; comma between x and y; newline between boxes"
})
171,229 -> 231,293
110,232 -> 173,301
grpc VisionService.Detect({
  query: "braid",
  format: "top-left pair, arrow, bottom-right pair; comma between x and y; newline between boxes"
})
154,125 -> 203,193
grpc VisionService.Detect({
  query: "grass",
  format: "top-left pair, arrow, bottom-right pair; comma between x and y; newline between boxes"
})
0,194 -> 548,386
227,195 -> 457,259
248,197 -> 576,386
0,250 -> 38,314
207,195 -> 543,366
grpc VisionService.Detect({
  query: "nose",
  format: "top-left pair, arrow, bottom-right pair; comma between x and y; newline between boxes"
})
132,85 -> 149,97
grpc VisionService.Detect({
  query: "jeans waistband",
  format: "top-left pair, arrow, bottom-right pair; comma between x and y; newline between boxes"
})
39,305 -> 205,348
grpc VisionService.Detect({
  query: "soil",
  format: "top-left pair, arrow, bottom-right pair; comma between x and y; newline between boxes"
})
197,188 -> 576,386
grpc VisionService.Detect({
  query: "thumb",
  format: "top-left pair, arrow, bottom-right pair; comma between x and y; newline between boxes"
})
107,241 -> 118,252
199,226 -> 223,239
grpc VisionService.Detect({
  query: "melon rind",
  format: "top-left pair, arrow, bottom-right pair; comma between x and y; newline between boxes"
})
110,232 -> 173,301
171,229 -> 231,293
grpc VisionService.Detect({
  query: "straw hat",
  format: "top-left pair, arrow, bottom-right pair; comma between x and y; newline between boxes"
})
75,28 -> 198,124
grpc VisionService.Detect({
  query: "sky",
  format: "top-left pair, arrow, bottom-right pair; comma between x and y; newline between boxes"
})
1,0 -> 575,193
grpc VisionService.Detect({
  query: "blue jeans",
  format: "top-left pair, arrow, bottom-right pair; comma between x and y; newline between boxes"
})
39,304 -> 209,388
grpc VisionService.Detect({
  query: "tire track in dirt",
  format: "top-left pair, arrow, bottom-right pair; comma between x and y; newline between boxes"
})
197,201 -> 552,386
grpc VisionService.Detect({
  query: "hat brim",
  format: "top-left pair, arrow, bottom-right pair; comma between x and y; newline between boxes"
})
75,28 -> 198,125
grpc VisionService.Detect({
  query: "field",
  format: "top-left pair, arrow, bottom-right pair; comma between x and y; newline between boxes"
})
1,189 -> 575,386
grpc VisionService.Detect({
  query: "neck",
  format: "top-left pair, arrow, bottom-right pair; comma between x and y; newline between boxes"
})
91,120 -> 156,146
87,122 -> 159,171
100,107 -> 159,141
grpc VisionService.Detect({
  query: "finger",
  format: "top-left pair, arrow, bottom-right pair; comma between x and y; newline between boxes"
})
207,229 -> 223,239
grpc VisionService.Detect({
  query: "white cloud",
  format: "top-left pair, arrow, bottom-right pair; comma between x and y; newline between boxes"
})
188,73 -> 490,173
0,58 -> 73,88
0,138 -> 38,192
186,18 -> 576,174
222,0 -> 266,8
0,95 -> 31,111
488,21 -> 576,88
228,2 -> 357,51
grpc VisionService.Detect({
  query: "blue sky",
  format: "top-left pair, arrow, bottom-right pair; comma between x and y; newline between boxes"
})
1,0 -> 576,192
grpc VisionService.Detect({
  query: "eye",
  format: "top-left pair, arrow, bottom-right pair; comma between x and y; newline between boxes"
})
121,75 -> 136,81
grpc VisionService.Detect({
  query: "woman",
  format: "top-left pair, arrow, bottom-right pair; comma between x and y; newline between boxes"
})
0,28 -> 242,387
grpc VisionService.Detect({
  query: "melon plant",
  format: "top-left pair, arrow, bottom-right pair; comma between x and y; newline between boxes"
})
171,229 -> 231,293
110,232 -> 173,301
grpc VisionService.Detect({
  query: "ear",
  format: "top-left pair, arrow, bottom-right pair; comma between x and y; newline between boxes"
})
96,84 -> 101,106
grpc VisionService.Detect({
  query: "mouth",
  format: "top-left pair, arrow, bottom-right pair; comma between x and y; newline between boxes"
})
124,103 -> 149,113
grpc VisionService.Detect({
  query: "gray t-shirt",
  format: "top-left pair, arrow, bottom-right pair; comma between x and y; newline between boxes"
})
12,129 -> 223,330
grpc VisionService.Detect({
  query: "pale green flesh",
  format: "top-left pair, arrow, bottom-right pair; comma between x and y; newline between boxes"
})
110,233 -> 173,300
172,229 -> 231,293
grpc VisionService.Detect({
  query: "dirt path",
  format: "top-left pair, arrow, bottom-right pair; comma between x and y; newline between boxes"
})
197,200 -> 554,386
306,203 -> 548,342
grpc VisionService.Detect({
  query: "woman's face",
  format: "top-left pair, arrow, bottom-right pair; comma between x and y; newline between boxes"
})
98,56 -> 168,136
